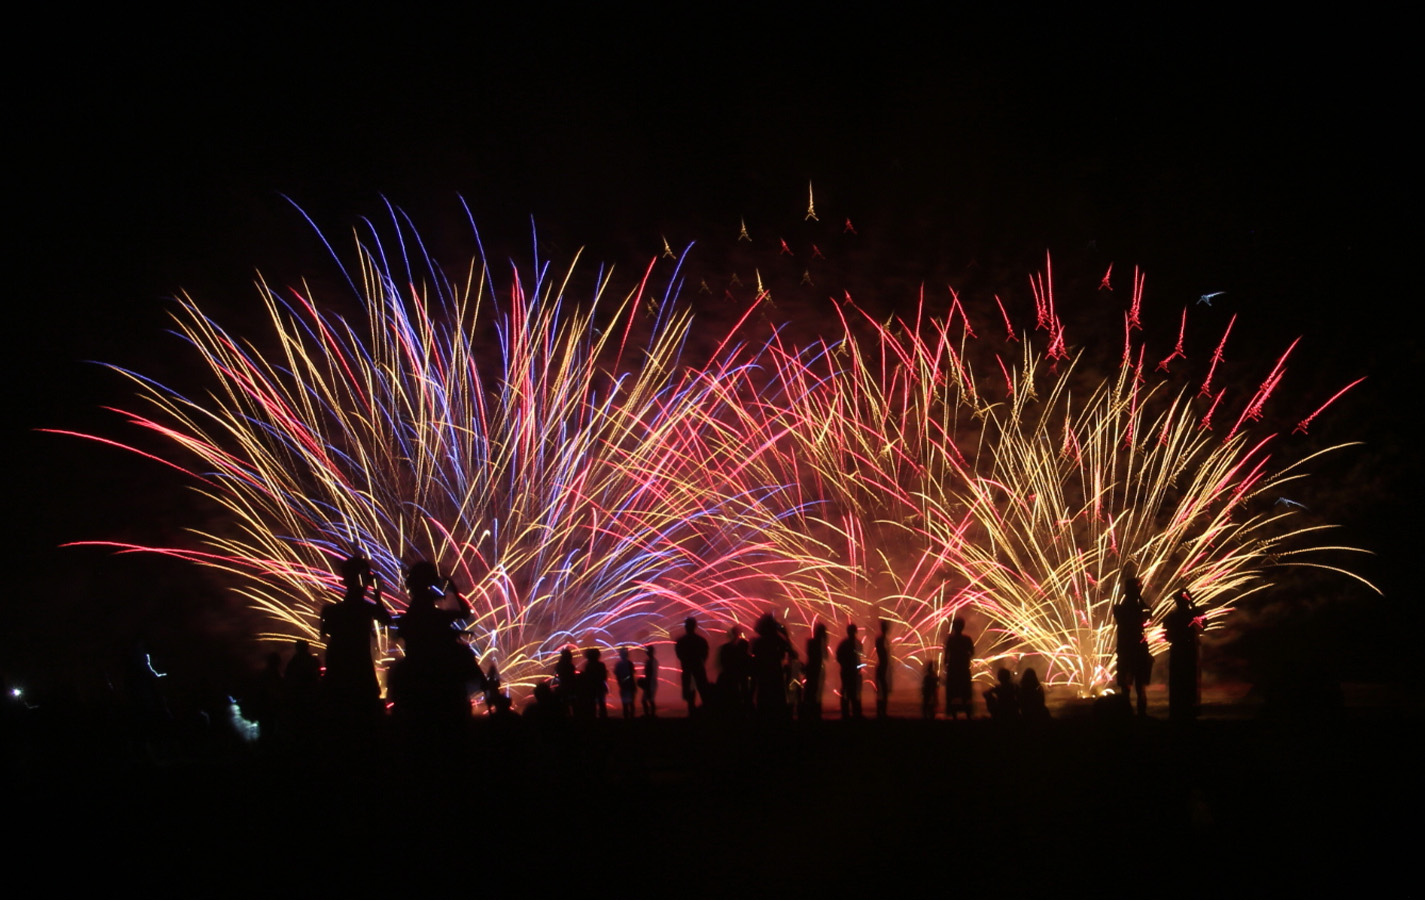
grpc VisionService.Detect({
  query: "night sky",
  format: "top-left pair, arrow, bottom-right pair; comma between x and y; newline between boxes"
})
10,12 -> 1416,697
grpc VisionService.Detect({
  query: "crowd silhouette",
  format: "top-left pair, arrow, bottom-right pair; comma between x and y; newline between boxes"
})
2,563 -> 1368,900
89,556 -> 1211,754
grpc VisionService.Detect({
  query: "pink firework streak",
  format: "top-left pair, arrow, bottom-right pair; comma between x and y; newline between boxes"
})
751,254 -> 1376,695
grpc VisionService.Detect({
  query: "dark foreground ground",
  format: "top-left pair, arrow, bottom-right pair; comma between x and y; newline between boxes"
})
5,697 -> 1417,896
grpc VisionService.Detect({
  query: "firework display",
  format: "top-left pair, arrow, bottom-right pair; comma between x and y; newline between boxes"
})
69,209 -> 1373,700
756,259 -> 1374,696
69,216 -> 844,693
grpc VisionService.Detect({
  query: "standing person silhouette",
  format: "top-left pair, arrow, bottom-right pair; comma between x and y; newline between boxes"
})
675,617 -> 710,716
802,621 -> 828,720
1113,562 -> 1153,717
717,625 -> 752,716
391,560 -> 479,727
283,639 -> 321,736
581,648 -> 609,719
641,645 -> 660,718
921,660 -> 938,719
319,554 -> 393,723
836,624 -> 863,719
483,661 -> 502,713
785,646 -> 803,716
1164,589 -> 1203,722
554,647 -> 578,715
750,612 -> 791,721
874,619 -> 893,719
943,617 -> 975,719
615,646 -> 637,719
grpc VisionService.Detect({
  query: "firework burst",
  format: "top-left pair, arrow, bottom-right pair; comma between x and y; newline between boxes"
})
66,205 -> 1373,703
762,261 -> 1375,696
69,211 -> 840,692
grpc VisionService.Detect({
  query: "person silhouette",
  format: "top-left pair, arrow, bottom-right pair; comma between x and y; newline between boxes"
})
641,645 -> 660,718
1113,562 -> 1153,717
554,647 -> 578,715
675,617 -> 711,716
319,554 -> 393,723
525,679 -> 560,721
285,639 -> 321,697
390,560 -> 480,726
580,648 -> 609,719
984,667 -> 1020,720
802,621 -> 828,720
484,661 -> 503,713
943,617 -> 975,719
921,660 -> 938,720
750,612 -> 791,721
283,639 -> 321,737
615,646 -> 637,719
836,624 -> 863,719
1164,589 -> 1203,722
874,619 -> 892,719
785,645 -> 803,716
718,626 -> 752,716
